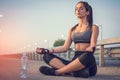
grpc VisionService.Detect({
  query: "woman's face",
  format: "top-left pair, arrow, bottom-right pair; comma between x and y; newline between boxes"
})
75,3 -> 89,18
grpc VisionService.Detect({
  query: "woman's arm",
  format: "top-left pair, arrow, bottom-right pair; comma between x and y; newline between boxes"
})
49,28 -> 73,53
86,25 -> 99,51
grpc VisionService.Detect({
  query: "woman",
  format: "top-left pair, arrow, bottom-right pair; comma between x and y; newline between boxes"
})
36,1 -> 99,78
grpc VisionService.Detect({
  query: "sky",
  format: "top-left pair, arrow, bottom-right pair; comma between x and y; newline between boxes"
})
0,0 -> 120,54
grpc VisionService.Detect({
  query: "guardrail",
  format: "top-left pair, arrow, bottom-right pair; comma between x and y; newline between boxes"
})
97,37 -> 120,67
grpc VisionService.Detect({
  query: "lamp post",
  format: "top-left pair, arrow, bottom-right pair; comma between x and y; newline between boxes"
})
45,40 -> 49,48
98,24 -> 104,66
61,34 -> 64,39
0,14 -> 3,18
99,25 -> 103,43
0,29 -> 2,33
0,14 -> 3,33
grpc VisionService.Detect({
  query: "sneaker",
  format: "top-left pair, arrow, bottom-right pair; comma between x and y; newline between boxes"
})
39,66 -> 56,76
73,68 -> 89,78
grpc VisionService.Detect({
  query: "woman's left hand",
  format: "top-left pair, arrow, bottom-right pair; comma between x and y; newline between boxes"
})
85,46 -> 93,52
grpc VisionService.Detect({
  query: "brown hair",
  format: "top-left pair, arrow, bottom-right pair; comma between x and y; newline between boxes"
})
72,1 -> 93,31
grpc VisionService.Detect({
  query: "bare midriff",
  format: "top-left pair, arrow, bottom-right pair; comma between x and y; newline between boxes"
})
74,43 -> 90,51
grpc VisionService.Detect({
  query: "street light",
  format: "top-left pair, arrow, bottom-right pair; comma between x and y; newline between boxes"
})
0,14 -> 3,33
99,25 -> 103,42
61,34 -> 65,40
0,14 -> 3,18
96,24 -> 103,42
97,24 -> 104,66
0,29 -> 2,33
61,34 -> 64,38
44,40 -> 49,48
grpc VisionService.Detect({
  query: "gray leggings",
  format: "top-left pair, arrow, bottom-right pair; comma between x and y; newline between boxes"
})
43,51 -> 97,77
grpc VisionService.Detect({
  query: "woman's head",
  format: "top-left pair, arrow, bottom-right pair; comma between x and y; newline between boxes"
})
75,1 -> 93,27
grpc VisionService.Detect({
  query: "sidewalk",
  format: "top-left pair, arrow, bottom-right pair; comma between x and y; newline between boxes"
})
0,56 -> 120,80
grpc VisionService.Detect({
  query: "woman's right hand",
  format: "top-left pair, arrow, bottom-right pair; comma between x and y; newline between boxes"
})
36,48 -> 42,54
36,47 -> 49,54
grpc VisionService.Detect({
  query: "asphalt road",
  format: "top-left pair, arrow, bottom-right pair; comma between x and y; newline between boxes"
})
0,56 -> 120,80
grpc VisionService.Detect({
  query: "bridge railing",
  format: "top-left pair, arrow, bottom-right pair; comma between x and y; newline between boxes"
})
97,37 -> 120,66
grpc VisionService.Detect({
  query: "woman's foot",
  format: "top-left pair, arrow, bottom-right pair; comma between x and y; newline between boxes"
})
73,68 -> 89,78
39,66 -> 56,76
39,66 -> 71,76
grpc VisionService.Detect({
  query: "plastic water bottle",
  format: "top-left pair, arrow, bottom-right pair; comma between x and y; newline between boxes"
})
20,53 -> 28,79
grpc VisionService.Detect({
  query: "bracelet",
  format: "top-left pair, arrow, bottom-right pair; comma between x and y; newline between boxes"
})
51,48 -> 54,53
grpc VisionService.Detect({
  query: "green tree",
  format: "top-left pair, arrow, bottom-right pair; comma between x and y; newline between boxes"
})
53,39 -> 65,47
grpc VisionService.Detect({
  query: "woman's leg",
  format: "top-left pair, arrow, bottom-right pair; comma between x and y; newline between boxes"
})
41,52 -> 97,77
56,52 -> 94,75
89,64 -> 97,76
72,52 -> 97,77
88,54 -> 97,76
56,58 -> 85,75
43,53 -> 70,69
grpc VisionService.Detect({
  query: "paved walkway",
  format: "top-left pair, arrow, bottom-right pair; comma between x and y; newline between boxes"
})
0,56 -> 120,80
